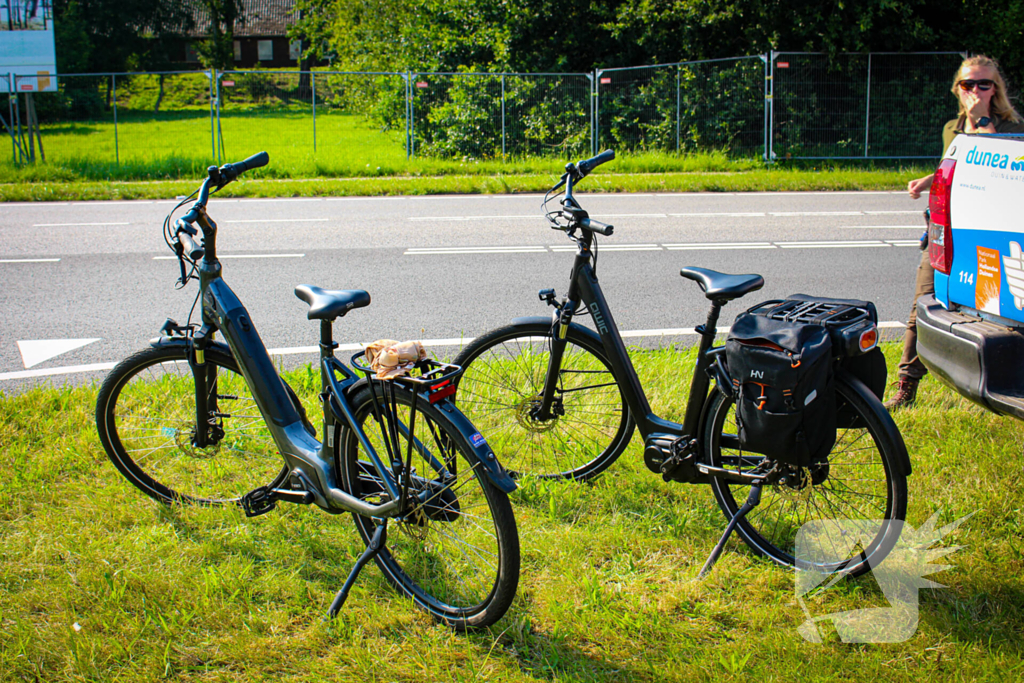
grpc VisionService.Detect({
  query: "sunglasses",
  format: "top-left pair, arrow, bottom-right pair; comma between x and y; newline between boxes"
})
959,79 -> 995,92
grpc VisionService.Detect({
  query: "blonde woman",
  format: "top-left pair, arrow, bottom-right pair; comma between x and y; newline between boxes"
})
890,56 -> 1024,409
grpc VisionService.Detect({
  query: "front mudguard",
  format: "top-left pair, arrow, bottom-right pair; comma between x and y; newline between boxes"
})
509,315 -> 604,349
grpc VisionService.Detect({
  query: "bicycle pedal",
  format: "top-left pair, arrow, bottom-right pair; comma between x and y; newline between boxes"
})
240,486 -> 277,517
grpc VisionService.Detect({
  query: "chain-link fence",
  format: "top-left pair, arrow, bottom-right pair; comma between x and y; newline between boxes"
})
769,52 -> 965,159
596,57 -> 768,157
7,72 -> 216,168
2,52 -> 973,168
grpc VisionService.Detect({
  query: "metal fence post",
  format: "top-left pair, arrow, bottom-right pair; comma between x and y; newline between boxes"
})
501,74 -> 506,158
768,51 -> 776,163
406,73 -> 413,160
112,73 -> 119,165
593,69 -> 600,155
311,71 -> 317,153
209,70 -> 216,163
864,53 -> 872,158
676,65 -> 681,152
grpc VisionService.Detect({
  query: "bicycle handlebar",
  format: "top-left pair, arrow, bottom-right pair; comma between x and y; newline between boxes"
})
220,151 -> 270,184
576,149 -> 615,178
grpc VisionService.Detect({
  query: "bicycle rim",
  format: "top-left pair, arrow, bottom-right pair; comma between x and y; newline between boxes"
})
454,324 -> 632,480
97,346 -> 288,505
703,378 -> 907,574
338,383 -> 518,628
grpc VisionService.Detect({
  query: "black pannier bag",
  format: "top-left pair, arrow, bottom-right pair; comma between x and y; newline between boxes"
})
753,294 -> 887,406
726,313 -> 837,467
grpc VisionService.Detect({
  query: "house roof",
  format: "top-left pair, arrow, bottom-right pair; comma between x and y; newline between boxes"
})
188,0 -> 298,39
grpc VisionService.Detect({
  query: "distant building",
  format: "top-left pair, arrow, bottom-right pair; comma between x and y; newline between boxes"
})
178,0 -> 305,69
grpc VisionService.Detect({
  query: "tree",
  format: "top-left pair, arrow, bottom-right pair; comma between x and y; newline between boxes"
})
193,0 -> 243,71
52,0 -> 194,74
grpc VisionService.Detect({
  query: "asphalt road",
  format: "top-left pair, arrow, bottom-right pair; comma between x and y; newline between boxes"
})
0,189 -> 928,390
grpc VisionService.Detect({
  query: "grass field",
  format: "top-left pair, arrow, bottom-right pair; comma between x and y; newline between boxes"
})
1,343 -> 1022,681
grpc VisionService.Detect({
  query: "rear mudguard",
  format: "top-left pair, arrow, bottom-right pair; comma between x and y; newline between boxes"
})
341,377 -> 518,495
432,397 -> 518,494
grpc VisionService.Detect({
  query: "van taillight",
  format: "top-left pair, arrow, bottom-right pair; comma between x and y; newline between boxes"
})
928,158 -> 956,274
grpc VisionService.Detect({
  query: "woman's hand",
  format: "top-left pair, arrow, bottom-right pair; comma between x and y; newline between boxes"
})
908,174 -> 933,200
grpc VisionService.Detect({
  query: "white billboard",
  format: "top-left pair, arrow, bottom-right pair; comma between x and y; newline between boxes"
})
1,0 -> 57,93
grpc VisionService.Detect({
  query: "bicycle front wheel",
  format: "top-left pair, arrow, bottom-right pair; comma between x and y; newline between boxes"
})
96,345 -> 289,505
453,323 -> 634,481
702,373 -> 908,576
337,382 -> 519,630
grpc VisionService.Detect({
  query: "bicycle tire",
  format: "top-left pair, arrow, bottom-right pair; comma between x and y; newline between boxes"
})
96,345 -> 290,505
453,322 -> 634,481
337,382 -> 519,630
702,373 -> 908,576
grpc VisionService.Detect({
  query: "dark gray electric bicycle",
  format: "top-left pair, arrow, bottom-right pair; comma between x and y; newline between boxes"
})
96,153 -> 519,629
453,150 -> 911,575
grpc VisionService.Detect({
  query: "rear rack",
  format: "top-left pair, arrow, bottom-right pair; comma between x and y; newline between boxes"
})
350,352 -> 463,404
745,299 -> 872,328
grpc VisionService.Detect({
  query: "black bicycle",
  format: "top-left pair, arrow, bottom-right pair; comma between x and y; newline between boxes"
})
453,150 -> 911,575
96,153 -> 519,628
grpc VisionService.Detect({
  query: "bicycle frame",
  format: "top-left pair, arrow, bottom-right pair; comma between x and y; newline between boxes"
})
178,198 -> 513,520
537,229 -> 726,449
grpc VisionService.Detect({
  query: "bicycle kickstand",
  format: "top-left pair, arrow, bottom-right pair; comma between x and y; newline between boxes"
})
698,482 -> 763,579
327,523 -> 388,619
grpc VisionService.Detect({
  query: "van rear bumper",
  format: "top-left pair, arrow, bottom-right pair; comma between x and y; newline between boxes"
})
916,295 -> 1024,420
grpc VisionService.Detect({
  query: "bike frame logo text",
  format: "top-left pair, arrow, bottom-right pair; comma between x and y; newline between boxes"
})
589,302 -> 609,335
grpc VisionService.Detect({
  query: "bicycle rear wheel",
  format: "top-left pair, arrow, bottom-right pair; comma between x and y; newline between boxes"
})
453,322 -> 633,481
337,382 -> 519,630
96,345 -> 289,505
702,373 -> 908,576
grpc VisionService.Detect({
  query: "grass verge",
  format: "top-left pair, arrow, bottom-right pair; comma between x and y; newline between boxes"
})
0,167 -> 924,201
1,343 -> 1022,681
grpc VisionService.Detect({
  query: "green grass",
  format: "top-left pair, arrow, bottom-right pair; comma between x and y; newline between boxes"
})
0,109 -> 934,200
1,343 -> 1022,681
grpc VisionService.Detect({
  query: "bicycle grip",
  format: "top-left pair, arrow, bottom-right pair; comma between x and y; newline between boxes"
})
179,231 -> 205,260
236,151 -> 270,172
580,217 -> 614,236
220,151 -> 270,183
578,149 -> 615,177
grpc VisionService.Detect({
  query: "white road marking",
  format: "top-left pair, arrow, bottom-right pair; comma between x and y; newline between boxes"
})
409,215 -> 546,221
665,242 -> 774,250
152,254 -> 305,260
17,338 -> 101,368
406,246 -> 547,254
669,212 -> 765,217
405,239 -> 922,255
221,218 -> 329,223
0,362 -> 116,381
32,221 -> 130,227
771,211 -> 864,216
840,225 -> 923,229
1,324 -> 908,382
777,240 -> 890,248
0,258 -> 60,263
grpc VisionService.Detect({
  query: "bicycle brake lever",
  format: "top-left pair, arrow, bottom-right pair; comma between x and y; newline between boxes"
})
174,242 -> 189,285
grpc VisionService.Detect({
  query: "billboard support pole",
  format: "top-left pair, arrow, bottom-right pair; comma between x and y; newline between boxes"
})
7,74 -> 16,163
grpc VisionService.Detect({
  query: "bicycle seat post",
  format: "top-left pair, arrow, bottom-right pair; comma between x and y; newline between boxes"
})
320,319 -> 338,359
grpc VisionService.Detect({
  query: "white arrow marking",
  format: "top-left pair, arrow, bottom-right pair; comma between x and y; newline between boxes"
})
17,339 -> 101,369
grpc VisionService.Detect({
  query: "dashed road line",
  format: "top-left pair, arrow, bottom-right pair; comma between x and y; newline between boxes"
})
0,258 -> 61,263
405,239 -> 919,255
152,253 -> 305,260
